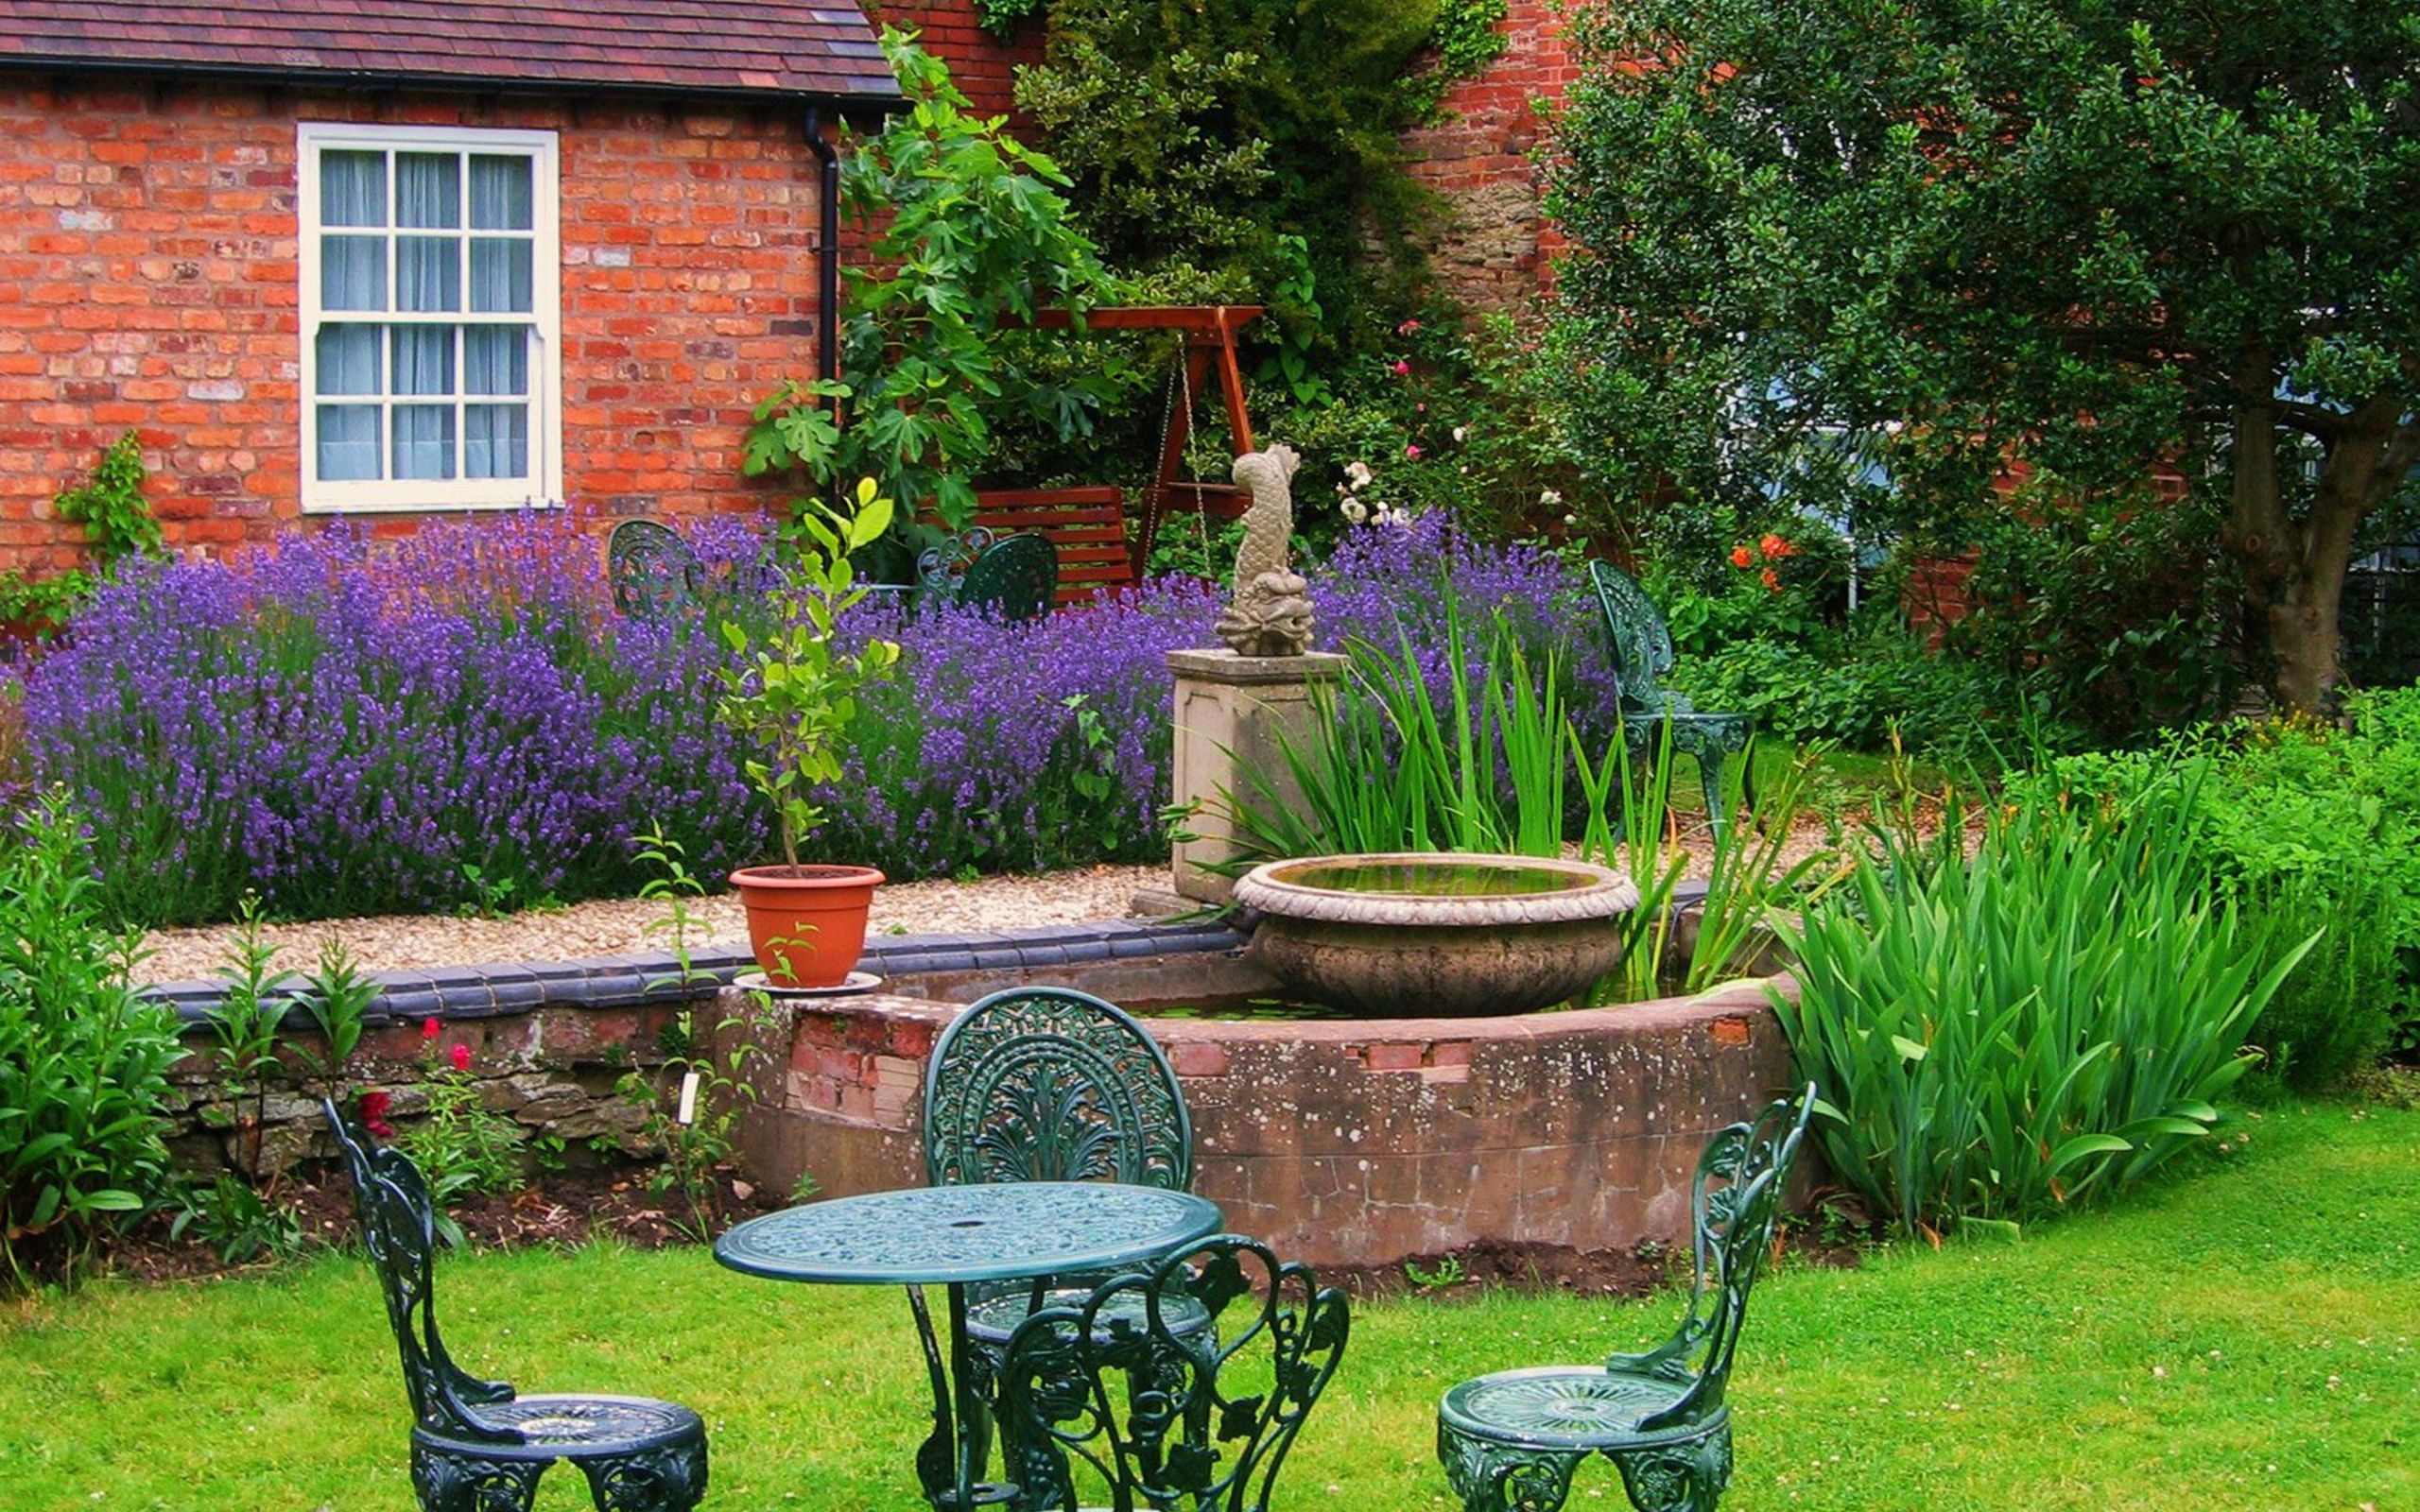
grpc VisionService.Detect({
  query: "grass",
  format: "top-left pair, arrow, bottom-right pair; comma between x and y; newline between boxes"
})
3,1100 -> 2412,1511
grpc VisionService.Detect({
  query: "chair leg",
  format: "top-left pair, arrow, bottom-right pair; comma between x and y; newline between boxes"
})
578,1438 -> 710,1512
1438,1423 -> 1583,1512
1697,747 -> 1730,841
1604,1421 -> 1732,1512
410,1445 -> 546,1512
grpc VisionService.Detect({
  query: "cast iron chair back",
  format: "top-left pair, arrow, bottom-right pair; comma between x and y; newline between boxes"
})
321,1096 -> 525,1445
1001,1235 -> 1351,1512
607,520 -> 707,623
1619,1085 -> 1814,1432
924,988 -> 1193,1193
958,531 -> 1059,623
1587,560 -> 1683,713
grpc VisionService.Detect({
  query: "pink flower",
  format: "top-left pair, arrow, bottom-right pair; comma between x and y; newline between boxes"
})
421,1017 -> 442,1040
1404,443 -> 1423,460
450,1042 -> 473,1074
1398,318 -> 1421,335
1390,360 -> 1410,376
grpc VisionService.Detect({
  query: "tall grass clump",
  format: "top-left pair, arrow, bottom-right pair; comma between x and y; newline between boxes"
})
1772,773 -> 2311,1241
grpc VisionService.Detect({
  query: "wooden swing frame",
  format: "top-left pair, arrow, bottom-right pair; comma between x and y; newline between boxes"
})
976,304 -> 1264,599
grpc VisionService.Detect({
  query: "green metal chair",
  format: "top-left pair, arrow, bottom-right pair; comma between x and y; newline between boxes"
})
606,519 -> 707,622
925,988 -> 1198,1345
320,1099 -> 708,1512
1588,560 -> 1755,836
920,527 -> 1060,623
1436,1086 -> 1816,1512
1000,1235 -> 1350,1512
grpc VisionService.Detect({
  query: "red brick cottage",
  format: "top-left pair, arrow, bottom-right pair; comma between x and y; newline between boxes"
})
0,1 -> 903,577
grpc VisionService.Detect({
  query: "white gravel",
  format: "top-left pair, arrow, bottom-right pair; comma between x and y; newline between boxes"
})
134,864 -> 1169,986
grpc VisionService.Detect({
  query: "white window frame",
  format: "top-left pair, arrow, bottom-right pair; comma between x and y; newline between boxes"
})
297,122 -> 564,513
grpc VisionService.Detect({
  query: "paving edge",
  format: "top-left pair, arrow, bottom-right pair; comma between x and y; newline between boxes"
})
140,916 -> 1252,1030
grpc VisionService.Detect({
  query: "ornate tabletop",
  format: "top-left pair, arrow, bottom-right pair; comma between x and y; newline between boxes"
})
713,1181 -> 1224,1286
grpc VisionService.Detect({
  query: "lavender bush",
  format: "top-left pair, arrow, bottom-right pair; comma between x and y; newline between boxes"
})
22,510 -> 1615,927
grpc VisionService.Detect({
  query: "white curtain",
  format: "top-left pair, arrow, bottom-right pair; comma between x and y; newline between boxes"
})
463,325 -> 528,478
320,151 -> 386,312
396,153 -> 459,314
390,325 -> 455,481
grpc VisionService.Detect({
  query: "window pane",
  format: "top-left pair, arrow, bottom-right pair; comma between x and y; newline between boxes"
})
395,153 -> 460,229
391,325 -> 455,396
315,324 -> 382,395
393,404 -> 457,480
397,235 -> 461,313
320,151 -> 388,228
469,155 -> 533,231
321,236 -> 388,311
465,404 -> 529,479
317,405 -> 383,481
469,238 -> 533,314
462,326 -> 528,395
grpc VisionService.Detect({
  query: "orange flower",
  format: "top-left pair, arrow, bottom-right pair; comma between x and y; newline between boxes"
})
1759,533 -> 1795,558
1760,567 -> 1781,592
1729,545 -> 1754,569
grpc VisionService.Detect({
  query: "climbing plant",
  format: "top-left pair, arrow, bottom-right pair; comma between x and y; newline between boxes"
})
0,432 -> 162,631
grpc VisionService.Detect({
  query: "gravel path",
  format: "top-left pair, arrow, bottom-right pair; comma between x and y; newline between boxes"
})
134,864 -> 1169,986
133,811 -> 1894,987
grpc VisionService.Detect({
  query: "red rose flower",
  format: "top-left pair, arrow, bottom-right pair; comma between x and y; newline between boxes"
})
1760,567 -> 1782,592
1729,545 -> 1754,569
421,1017 -> 442,1040
450,1041 -> 473,1074
1760,532 -> 1795,558
358,1089 -> 394,1141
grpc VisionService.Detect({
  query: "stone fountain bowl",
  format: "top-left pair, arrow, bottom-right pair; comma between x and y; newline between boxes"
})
1230,851 -> 1640,1017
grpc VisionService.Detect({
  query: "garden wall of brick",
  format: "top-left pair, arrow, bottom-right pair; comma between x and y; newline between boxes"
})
1400,0 -> 1574,310
0,77 -> 823,577
738,973 -> 1796,1269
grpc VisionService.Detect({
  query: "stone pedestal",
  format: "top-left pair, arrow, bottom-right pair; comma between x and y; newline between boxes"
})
1167,647 -> 1349,904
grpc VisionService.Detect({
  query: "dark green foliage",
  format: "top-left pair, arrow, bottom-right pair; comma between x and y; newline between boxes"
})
1015,0 -> 1507,371
747,32 -> 1116,532
0,791 -> 184,1292
1547,0 -> 2420,711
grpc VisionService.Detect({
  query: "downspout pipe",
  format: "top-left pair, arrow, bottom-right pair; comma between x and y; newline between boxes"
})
803,106 -> 842,385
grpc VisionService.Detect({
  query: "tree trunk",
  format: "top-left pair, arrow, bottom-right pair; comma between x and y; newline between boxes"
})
2221,371 -> 2412,714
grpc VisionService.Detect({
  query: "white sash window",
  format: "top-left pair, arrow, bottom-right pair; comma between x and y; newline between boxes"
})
299,124 -> 562,511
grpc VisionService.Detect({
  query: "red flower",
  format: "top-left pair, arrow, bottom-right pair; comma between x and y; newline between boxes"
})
1759,532 -> 1795,558
1729,545 -> 1754,569
358,1089 -> 394,1141
1760,567 -> 1782,592
421,1017 -> 442,1040
450,1042 -> 473,1074
1390,359 -> 1411,376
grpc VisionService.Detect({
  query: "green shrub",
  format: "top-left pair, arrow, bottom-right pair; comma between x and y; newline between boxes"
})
0,791 -> 184,1290
2023,688 -> 2420,1086
1771,779 -> 2305,1241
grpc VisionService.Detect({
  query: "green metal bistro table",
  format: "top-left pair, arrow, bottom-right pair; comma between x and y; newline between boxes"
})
716,1180 -> 1223,1511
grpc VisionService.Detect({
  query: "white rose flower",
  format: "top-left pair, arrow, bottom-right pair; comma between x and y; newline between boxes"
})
1340,499 -> 1368,524
1540,488 -> 1564,507
1452,425 -> 1469,443
1345,460 -> 1374,490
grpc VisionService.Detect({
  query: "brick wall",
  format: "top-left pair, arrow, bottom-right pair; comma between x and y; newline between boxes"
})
863,0 -> 1039,122
1400,0 -> 1574,310
0,77 -> 828,577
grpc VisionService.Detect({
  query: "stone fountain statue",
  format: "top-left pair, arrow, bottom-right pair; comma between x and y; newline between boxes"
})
1214,443 -> 1317,658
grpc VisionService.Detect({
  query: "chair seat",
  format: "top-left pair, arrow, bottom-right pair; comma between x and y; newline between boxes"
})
1622,703 -> 1749,736
415,1393 -> 706,1461
1440,1366 -> 1715,1451
967,1280 -> 1213,1347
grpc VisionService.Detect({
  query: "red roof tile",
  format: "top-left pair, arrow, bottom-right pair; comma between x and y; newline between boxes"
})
0,0 -> 903,104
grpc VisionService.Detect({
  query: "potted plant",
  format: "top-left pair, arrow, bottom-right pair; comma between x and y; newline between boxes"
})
717,478 -> 902,987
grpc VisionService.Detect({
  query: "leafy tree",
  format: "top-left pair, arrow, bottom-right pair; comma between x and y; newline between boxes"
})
746,31 -> 1115,534
1548,0 -> 2420,711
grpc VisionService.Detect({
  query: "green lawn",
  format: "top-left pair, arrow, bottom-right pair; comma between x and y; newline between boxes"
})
4,1101 -> 2412,1512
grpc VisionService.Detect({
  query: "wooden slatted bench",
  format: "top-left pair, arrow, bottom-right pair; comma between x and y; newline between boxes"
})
965,487 -> 1133,607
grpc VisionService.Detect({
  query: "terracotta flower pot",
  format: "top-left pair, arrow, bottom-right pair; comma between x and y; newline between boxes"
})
729,864 -> 885,988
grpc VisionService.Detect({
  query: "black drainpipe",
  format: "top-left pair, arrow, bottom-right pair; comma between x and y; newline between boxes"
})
804,106 -> 841,385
